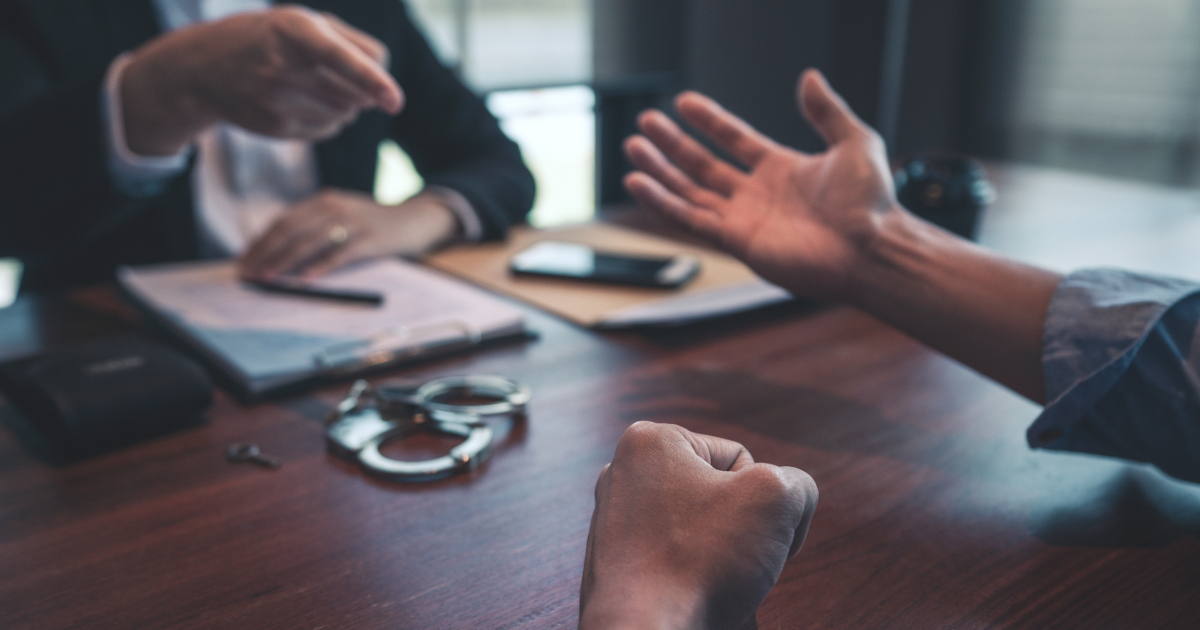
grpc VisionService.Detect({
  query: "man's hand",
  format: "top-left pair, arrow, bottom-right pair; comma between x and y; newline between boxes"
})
626,69 -> 1062,402
121,6 -> 403,156
580,422 -> 818,630
623,69 -> 896,302
238,188 -> 460,280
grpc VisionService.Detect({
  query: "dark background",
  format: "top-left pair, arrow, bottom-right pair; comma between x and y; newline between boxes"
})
592,0 -> 1030,204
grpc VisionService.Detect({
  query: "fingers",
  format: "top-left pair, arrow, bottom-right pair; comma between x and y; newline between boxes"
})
622,132 -> 728,242
682,430 -> 755,472
623,132 -> 711,202
797,68 -> 867,147
275,8 -> 403,114
636,110 -> 743,197
594,463 -> 611,502
320,11 -> 390,67
735,463 -> 818,561
298,234 -> 370,279
580,502 -> 601,609
674,91 -> 779,169
775,466 -> 819,558
623,171 -> 724,243
294,64 -> 380,113
239,202 -> 354,280
616,422 -> 753,473
616,422 -> 819,561
261,88 -> 360,139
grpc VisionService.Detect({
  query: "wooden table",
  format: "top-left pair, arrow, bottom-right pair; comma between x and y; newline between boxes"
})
3,165 -> 1200,629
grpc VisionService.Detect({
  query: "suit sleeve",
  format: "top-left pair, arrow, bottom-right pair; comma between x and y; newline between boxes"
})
0,9 -> 181,276
387,3 -> 536,240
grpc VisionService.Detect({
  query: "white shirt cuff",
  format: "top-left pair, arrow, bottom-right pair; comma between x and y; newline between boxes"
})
423,185 -> 483,242
102,53 -> 191,197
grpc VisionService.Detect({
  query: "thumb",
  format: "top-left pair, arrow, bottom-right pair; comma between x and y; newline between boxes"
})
797,68 -> 866,147
681,428 -> 755,472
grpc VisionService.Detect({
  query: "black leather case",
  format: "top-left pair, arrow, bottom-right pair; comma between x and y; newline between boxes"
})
0,336 -> 213,449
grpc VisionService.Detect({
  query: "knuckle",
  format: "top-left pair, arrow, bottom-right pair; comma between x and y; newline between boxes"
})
275,5 -> 315,24
744,464 -> 792,497
797,469 -> 819,501
620,421 -> 666,451
861,128 -> 886,151
623,420 -> 658,440
280,211 -> 307,228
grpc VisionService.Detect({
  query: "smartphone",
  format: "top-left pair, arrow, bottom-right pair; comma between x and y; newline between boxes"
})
509,241 -> 701,288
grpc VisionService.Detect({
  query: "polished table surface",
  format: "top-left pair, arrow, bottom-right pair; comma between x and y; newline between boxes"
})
3,164 -> 1200,629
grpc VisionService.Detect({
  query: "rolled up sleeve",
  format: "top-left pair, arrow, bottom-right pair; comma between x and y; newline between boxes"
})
1029,269 -> 1200,482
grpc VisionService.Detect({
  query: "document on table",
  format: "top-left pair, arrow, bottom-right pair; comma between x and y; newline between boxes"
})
118,258 -> 528,399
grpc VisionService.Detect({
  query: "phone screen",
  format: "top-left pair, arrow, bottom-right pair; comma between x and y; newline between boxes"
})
510,242 -> 699,288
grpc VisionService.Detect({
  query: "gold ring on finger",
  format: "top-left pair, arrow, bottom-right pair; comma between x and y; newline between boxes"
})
328,223 -> 349,245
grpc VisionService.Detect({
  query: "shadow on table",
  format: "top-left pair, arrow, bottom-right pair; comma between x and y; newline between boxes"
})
605,299 -> 827,350
1029,467 -> 1200,547
620,368 -> 1200,548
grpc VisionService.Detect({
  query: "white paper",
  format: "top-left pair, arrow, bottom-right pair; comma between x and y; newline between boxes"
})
119,259 -> 525,381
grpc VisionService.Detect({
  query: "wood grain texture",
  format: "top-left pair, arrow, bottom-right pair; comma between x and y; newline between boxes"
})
2,165 -> 1200,629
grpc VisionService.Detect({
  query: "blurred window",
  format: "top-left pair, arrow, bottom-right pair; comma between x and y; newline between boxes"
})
377,0 -> 595,226
1011,0 -> 1200,186
488,86 -> 595,227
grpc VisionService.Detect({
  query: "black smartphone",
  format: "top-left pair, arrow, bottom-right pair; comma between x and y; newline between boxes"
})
509,241 -> 701,288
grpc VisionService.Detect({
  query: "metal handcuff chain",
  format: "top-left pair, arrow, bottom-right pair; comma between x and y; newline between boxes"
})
325,376 -> 531,482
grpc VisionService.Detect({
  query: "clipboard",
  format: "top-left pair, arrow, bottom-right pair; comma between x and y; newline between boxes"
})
117,258 -> 531,401
426,223 -> 792,327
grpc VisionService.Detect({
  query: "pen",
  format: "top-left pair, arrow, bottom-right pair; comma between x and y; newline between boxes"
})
246,280 -> 385,306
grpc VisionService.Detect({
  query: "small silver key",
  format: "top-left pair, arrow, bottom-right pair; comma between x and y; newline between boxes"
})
226,443 -> 282,469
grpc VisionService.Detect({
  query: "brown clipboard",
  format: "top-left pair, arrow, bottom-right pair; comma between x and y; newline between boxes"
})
425,222 -> 788,328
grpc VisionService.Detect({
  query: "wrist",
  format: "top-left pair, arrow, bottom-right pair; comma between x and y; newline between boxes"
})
579,579 -> 707,630
843,202 -> 945,311
420,186 -> 481,242
402,191 -> 465,243
120,40 -> 217,156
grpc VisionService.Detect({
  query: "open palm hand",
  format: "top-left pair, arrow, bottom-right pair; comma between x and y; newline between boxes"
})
624,69 -> 897,301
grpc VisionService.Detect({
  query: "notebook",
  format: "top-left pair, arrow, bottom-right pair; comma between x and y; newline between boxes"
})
118,258 -> 529,400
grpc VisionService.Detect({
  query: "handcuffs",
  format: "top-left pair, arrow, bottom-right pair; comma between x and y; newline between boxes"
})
325,375 -> 531,482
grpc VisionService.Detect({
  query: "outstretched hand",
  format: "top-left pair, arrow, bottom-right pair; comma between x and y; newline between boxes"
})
580,422 -> 818,630
122,6 -> 404,156
628,69 -> 1061,403
624,69 -> 897,302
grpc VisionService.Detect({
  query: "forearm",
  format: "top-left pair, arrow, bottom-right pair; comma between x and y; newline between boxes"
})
579,578 -> 706,630
847,205 -> 1062,403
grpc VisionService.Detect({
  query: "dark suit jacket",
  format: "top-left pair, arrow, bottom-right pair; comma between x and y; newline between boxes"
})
0,0 -> 535,291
